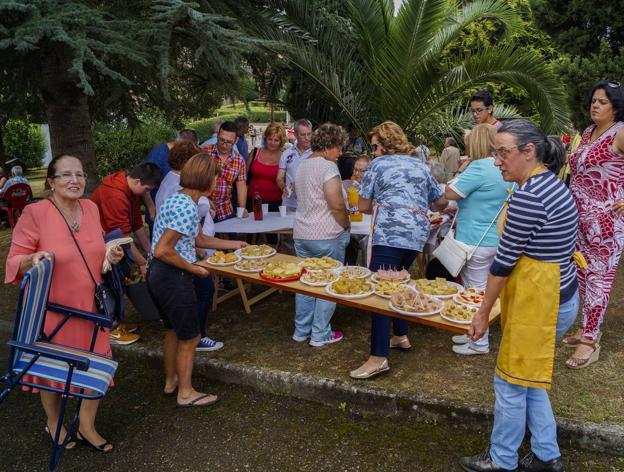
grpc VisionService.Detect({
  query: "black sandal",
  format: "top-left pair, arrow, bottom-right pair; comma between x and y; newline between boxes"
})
76,430 -> 113,453
45,425 -> 76,450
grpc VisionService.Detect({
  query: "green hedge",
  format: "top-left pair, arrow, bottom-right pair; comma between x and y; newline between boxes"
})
2,119 -> 46,170
187,110 -> 287,142
93,115 -> 175,178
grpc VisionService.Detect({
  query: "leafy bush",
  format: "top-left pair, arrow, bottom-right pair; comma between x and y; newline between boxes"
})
2,119 -> 46,169
187,110 -> 287,143
94,114 -> 175,178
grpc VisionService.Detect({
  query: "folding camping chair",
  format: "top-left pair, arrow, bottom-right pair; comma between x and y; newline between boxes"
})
0,256 -> 118,470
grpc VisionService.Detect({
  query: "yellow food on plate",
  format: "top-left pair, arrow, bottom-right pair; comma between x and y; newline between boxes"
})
262,262 -> 302,279
301,256 -> 341,270
414,277 -> 458,296
374,280 -> 408,296
301,270 -> 338,284
441,300 -> 478,322
241,244 -> 274,257
390,289 -> 442,314
234,259 -> 268,271
329,276 -> 372,295
208,251 -> 239,264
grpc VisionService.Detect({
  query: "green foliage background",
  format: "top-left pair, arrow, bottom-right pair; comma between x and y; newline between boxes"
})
2,119 -> 45,170
93,113 -> 175,178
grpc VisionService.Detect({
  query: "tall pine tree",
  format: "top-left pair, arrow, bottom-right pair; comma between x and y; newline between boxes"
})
0,0 -> 247,189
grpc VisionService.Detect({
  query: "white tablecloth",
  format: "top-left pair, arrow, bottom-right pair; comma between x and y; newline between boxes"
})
213,212 -> 372,236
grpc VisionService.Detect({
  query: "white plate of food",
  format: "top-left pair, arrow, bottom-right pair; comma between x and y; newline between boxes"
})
412,278 -> 464,299
325,276 -> 374,299
336,266 -> 371,279
233,259 -> 270,273
388,288 -> 443,317
440,300 -> 479,325
373,280 -> 410,299
204,251 -> 241,266
453,288 -> 486,307
299,256 -> 343,271
300,269 -> 339,287
235,244 -> 276,259
370,269 -> 411,284
259,261 -> 303,281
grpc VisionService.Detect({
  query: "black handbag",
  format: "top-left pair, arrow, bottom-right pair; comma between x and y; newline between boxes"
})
48,198 -> 119,321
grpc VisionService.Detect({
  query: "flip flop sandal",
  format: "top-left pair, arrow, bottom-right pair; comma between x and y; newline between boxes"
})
177,394 -> 219,408
566,340 -> 601,369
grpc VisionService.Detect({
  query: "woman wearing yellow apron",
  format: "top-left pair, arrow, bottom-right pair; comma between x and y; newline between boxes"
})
460,120 -> 580,472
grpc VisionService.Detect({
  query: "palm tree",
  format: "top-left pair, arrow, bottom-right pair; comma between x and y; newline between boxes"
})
246,0 -> 569,138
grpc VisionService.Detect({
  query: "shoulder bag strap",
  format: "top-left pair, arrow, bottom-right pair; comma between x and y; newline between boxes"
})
467,183 -> 517,258
48,198 -> 99,287
246,147 -> 259,185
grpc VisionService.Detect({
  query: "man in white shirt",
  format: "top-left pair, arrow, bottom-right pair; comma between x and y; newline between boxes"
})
276,119 -> 313,210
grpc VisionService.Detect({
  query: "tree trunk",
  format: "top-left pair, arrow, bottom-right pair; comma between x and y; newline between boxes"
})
39,44 -> 98,193
0,117 -> 6,170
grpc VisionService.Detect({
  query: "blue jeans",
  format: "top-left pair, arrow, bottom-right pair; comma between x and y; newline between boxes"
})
294,233 -> 349,343
369,245 -> 419,357
193,275 -> 215,338
490,289 -> 580,469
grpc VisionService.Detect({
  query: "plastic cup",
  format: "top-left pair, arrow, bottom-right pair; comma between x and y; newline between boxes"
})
262,203 -> 269,214
279,206 -> 287,217
236,207 -> 245,218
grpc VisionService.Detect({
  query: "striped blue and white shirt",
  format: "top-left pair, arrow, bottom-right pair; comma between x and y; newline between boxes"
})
490,170 -> 578,302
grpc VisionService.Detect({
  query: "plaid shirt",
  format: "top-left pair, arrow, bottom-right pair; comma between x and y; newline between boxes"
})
202,144 -> 246,221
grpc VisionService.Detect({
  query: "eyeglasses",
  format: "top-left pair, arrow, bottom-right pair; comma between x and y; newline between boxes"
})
608,81 -> 621,88
218,138 -> 235,146
470,107 -> 489,114
296,132 -> 312,138
52,172 -> 87,182
493,146 -> 519,159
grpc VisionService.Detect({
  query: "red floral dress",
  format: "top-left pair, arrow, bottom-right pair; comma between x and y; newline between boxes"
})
569,122 -> 624,340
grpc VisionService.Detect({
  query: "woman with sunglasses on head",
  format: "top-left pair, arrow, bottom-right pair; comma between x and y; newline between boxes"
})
461,120 -> 579,472
564,80 -> 624,369
350,121 -> 448,379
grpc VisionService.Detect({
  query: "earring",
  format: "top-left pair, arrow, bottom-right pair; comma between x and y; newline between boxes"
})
51,187 -> 55,191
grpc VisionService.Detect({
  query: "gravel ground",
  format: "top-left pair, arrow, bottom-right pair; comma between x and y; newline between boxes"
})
1,352 -> 622,472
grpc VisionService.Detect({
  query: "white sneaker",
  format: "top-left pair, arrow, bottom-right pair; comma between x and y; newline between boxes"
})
452,334 -> 470,344
452,343 -> 489,356
292,334 -> 309,342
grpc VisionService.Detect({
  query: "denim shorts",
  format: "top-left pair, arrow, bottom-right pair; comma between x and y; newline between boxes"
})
147,258 -> 199,341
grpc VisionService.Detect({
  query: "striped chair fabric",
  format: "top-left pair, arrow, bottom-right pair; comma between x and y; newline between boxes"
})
15,255 -> 52,346
13,342 -> 117,396
10,256 -> 117,397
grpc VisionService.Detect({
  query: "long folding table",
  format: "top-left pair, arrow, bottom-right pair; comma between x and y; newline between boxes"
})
197,253 -> 500,334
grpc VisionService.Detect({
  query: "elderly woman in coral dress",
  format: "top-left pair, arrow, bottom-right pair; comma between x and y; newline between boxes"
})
6,155 -> 123,452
